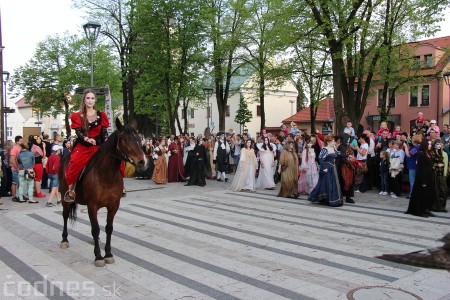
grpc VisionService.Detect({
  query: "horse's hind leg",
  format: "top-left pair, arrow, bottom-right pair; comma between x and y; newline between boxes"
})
88,207 -> 105,267
60,203 -> 70,249
104,204 -> 119,264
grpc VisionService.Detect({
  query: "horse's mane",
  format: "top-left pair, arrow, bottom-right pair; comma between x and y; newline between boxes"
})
84,130 -> 120,173
82,124 -> 137,175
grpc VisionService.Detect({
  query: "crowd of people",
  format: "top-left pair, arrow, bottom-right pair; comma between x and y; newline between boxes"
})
1,96 -> 448,219
131,113 -> 449,217
0,133 -> 69,206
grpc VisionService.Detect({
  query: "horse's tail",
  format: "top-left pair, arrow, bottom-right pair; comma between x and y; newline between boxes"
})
68,203 -> 77,225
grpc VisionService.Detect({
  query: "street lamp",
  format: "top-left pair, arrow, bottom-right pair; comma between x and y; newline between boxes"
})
153,104 -> 159,138
83,21 -> 101,87
203,86 -> 213,128
2,71 -> 10,144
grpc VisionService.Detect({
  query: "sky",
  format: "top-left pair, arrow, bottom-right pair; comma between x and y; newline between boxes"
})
1,0 -> 450,100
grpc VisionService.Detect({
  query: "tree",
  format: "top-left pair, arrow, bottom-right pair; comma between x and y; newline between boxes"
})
206,0 -> 249,132
289,39 -> 332,133
131,0 -> 208,135
237,0 -> 292,132
9,33 -> 121,137
234,93 -> 253,133
73,0 -> 138,124
303,0 -> 448,133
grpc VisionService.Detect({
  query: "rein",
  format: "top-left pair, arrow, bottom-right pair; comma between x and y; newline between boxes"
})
98,130 -> 134,164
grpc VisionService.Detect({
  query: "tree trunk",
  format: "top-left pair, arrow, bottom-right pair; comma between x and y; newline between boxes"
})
331,56 -> 345,134
258,66 -> 266,132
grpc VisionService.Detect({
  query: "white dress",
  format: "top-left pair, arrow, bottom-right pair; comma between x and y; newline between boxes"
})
256,147 -> 276,189
229,148 -> 258,192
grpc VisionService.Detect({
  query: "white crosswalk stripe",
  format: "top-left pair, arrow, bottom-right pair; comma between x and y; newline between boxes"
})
0,179 -> 449,299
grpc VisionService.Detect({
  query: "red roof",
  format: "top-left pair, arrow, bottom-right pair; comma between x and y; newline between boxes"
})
282,97 -> 335,123
15,97 -> 31,108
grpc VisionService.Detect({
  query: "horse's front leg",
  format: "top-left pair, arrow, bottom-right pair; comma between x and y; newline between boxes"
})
104,204 -> 119,264
88,207 -> 105,267
60,203 -> 70,249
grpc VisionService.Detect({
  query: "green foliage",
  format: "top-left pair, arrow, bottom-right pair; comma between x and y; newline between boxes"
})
10,33 -> 121,115
234,93 -> 253,126
9,32 -> 121,136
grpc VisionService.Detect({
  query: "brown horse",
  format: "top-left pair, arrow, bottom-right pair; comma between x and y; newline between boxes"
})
58,118 -> 148,267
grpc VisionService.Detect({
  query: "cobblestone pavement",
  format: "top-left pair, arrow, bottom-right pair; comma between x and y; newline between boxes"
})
0,177 -> 449,299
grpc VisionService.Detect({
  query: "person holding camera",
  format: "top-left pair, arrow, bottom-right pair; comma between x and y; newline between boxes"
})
17,143 -> 37,203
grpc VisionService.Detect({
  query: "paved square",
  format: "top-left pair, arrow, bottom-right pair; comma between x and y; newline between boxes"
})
0,178 -> 449,299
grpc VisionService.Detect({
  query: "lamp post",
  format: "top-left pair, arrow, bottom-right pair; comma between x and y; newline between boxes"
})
153,104 -> 159,139
289,99 -> 295,123
203,86 -> 213,128
2,71 -> 10,143
83,21 -> 101,87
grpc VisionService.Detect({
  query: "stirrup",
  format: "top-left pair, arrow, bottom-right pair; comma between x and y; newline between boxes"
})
63,190 -> 76,203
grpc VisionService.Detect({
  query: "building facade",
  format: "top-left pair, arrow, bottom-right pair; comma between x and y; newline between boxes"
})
178,72 -> 298,138
360,35 -> 450,134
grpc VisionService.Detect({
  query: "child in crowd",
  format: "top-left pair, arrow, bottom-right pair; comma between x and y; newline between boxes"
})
416,112 -> 425,123
377,121 -> 390,137
46,145 -> 62,207
428,120 -> 440,137
379,150 -> 390,196
343,121 -> 356,142
392,125 -> 401,139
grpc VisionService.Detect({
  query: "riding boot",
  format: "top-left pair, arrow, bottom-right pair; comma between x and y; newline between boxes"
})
64,184 -> 76,203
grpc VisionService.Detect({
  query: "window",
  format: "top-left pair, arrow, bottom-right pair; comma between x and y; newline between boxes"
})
226,105 -> 230,117
424,54 -> 432,68
388,89 -> 396,107
6,126 -> 12,139
377,89 -> 395,107
413,56 -> 420,69
377,89 -> 384,108
410,86 -> 418,106
421,85 -> 430,106
256,105 -> 261,117
190,108 -> 194,118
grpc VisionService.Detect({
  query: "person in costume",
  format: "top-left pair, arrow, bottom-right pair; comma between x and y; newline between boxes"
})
152,137 -> 168,184
431,139 -> 448,212
308,136 -> 349,206
213,132 -> 230,182
183,137 -> 196,179
406,140 -> 437,217
64,89 -> 110,202
167,136 -> 186,182
255,137 -> 276,190
298,139 -> 319,195
185,139 -> 207,187
229,139 -> 258,192
277,141 -> 300,198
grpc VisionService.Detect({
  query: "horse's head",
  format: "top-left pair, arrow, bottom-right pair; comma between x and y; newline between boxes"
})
115,118 -> 149,172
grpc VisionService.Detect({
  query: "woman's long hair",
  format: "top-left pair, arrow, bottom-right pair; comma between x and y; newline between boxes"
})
303,140 -> 312,163
262,137 -> 273,151
79,88 -> 98,133
418,139 -> 431,154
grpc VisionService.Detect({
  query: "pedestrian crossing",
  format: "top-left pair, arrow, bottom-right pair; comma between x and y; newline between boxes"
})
0,185 -> 449,299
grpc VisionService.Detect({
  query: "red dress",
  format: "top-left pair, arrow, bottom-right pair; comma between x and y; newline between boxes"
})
167,143 -> 185,182
65,111 -> 109,185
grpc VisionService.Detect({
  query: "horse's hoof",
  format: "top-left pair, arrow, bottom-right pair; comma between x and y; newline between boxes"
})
60,242 -> 70,249
104,257 -> 115,264
94,259 -> 106,267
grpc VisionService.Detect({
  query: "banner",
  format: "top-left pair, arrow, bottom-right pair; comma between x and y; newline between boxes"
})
104,85 -> 114,135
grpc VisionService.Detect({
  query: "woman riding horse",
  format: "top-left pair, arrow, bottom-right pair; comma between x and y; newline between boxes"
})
64,89 -> 110,202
